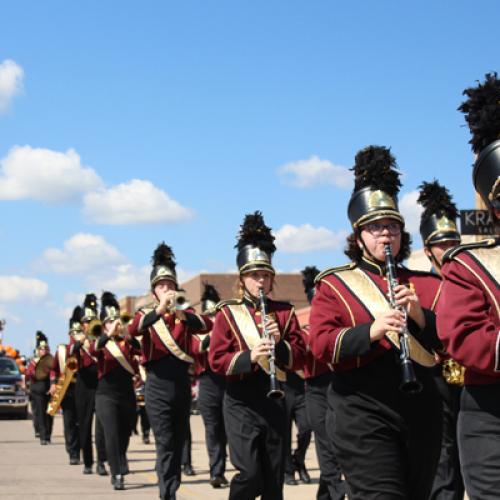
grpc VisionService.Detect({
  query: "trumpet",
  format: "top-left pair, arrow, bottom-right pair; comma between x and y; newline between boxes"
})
258,289 -> 285,400
171,291 -> 190,311
86,318 -> 102,340
384,244 -> 422,395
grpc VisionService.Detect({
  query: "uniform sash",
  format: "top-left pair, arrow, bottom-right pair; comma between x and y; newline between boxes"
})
334,267 -> 436,367
227,304 -> 286,381
105,340 -> 135,375
151,314 -> 194,364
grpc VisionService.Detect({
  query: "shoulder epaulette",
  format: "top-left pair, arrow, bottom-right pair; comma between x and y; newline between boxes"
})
215,298 -> 243,311
315,263 -> 356,283
443,238 -> 497,263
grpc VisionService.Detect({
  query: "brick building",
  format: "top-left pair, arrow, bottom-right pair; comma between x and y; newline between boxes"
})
119,272 -> 310,316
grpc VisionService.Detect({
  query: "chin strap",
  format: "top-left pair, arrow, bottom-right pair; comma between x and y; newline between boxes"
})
427,247 -> 442,275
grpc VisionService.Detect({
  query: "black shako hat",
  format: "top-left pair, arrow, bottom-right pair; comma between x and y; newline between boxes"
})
236,211 -> 276,275
418,180 -> 461,246
36,330 -> 48,348
347,146 -> 404,228
69,306 -> 84,334
200,283 -> 221,315
459,72 -> 500,210
150,242 -> 178,288
81,293 -> 98,323
301,266 -> 320,304
100,291 -> 120,323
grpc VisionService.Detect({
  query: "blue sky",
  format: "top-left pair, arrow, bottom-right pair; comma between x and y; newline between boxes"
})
0,1 -> 498,354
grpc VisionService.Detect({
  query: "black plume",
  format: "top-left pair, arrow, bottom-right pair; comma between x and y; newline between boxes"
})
36,330 -> 48,346
151,242 -> 176,269
459,72 -> 500,153
101,291 -> 119,310
418,180 -> 459,221
236,211 -> 276,254
201,283 -> 221,303
301,266 -> 320,303
83,293 -> 98,313
69,306 -> 84,325
351,145 -> 401,195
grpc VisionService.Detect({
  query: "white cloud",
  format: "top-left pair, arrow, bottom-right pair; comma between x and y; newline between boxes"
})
0,146 -> 103,202
89,264 -> 150,294
0,276 -> 48,302
0,59 -> 24,113
82,179 -> 193,225
275,224 -> 348,253
278,155 -> 352,189
399,190 -> 423,235
38,233 -> 126,274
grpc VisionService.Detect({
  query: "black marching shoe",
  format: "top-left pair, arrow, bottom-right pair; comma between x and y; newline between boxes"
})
142,434 -> 150,444
96,462 -> 108,476
182,463 -> 196,476
112,475 -> 125,490
40,439 -> 49,445
209,476 -> 225,488
83,466 -> 93,475
69,456 -> 80,465
284,472 -> 298,485
297,464 -> 311,484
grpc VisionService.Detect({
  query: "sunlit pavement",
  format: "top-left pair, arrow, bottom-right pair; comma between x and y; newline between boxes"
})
0,413 -> 321,499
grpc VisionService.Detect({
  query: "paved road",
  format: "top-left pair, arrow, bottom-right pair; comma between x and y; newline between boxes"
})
0,412 -> 320,499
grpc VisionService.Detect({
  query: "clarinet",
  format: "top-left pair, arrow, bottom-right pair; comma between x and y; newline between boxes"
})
258,289 -> 285,400
384,244 -> 422,395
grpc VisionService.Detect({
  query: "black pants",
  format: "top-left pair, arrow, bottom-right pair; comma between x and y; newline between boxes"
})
458,385 -> 500,500
61,383 -> 80,459
135,405 -> 150,436
284,372 -> 311,475
306,374 -> 346,500
197,370 -> 227,477
329,364 -> 442,500
76,368 -> 106,467
145,357 -> 191,500
31,380 -> 53,441
430,373 -> 464,500
181,418 -> 192,466
224,372 -> 286,500
95,370 -> 136,477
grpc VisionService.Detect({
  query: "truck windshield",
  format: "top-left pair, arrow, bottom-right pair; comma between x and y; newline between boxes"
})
0,358 -> 20,375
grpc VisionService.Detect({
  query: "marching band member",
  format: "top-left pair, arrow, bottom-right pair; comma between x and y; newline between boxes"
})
302,266 -> 347,500
437,73 -> 500,499
71,294 -> 107,475
194,283 -> 228,488
128,242 -> 212,500
209,211 -> 306,500
309,146 -> 443,499
417,180 -> 464,500
49,307 -> 82,465
91,292 -> 140,491
26,331 -> 53,445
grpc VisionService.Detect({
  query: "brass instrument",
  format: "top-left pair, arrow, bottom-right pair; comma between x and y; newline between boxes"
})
86,318 -> 102,340
34,354 -> 54,380
167,291 -> 190,311
47,356 -> 78,416
442,359 -> 465,385
258,289 -> 285,400
384,244 -> 422,395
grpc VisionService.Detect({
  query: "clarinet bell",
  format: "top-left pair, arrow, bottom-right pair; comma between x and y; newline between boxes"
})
399,360 -> 423,395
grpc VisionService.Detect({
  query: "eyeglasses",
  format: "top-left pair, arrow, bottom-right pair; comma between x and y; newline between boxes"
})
363,222 -> 401,236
